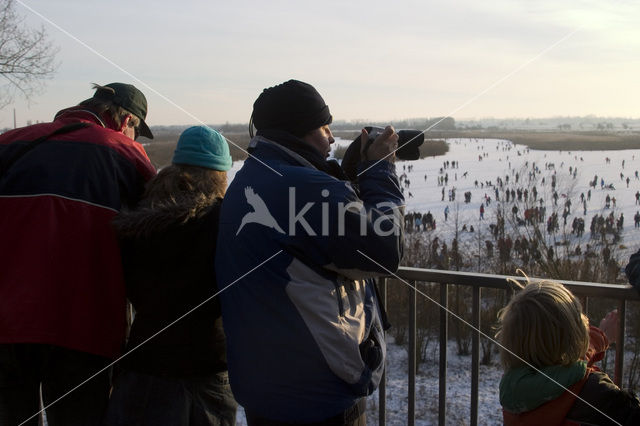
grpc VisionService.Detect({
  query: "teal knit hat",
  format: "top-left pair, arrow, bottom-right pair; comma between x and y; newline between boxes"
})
172,126 -> 232,171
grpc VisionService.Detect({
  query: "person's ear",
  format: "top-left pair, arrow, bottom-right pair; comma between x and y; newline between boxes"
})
120,114 -> 132,133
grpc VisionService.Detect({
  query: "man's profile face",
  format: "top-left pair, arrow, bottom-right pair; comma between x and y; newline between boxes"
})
302,125 -> 335,158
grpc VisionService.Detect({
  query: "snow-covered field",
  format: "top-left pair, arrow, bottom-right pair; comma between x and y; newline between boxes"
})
227,137 -> 640,425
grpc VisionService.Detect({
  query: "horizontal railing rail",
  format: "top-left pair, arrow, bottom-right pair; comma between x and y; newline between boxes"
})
378,267 -> 640,426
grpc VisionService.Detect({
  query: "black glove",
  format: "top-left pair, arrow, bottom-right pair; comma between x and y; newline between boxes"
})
359,334 -> 382,370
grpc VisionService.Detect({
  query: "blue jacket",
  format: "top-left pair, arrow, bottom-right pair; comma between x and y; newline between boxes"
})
215,136 -> 404,422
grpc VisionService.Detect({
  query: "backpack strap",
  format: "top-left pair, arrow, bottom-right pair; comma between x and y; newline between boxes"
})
0,121 -> 91,177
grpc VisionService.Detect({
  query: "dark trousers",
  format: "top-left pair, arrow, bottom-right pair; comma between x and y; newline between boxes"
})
104,369 -> 237,426
245,398 -> 366,426
0,343 -> 111,426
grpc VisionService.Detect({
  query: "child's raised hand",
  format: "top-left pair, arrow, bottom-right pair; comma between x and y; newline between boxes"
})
599,309 -> 619,344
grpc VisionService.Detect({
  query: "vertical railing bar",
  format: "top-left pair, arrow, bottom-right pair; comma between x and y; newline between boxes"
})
379,278 -> 387,426
439,283 -> 448,426
616,299 -> 625,387
471,286 -> 480,426
408,280 -> 416,426
583,296 -> 589,318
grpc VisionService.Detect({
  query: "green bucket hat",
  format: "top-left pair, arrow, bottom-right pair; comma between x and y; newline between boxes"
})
88,82 -> 153,139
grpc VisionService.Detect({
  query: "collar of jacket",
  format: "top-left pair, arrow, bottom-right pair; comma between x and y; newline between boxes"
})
113,195 -> 222,239
53,106 -> 107,128
500,361 -> 587,413
249,135 -> 317,169
249,131 -> 348,181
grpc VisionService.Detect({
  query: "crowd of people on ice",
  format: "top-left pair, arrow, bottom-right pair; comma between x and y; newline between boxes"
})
398,138 -> 639,252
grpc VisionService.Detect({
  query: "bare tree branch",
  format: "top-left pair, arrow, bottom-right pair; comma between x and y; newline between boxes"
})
0,0 -> 59,108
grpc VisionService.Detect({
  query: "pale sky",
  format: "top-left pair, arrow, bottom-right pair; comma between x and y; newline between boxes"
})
3,0 -> 640,128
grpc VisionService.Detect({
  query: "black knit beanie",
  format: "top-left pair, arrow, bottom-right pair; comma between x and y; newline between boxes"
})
252,80 -> 333,137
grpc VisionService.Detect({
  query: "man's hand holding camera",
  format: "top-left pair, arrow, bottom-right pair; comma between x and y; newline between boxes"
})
360,125 -> 398,163
342,124 -> 420,181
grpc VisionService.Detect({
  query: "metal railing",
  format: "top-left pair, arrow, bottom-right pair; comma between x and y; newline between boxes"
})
376,266 -> 640,426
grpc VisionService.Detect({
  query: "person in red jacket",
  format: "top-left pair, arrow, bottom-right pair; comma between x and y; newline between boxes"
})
497,280 -> 640,425
0,83 -> 156,426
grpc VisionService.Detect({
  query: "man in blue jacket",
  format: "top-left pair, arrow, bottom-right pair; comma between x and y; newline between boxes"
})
216,79 -> 404,424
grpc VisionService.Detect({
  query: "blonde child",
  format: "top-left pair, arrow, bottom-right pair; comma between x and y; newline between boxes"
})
497,280 -> 640,425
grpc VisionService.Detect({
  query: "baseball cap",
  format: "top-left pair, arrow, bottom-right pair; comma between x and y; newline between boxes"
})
88,83 -> 153,139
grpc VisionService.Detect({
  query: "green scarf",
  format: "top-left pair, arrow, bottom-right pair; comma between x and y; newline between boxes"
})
500,361 -> 587,413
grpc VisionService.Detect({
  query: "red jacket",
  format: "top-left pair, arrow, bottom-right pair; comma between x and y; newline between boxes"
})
0,108 -> 155,358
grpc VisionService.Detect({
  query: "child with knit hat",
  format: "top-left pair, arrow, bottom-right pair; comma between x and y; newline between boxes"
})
105,126 -> 237,425
172,125 -> 233,171
497,280 -> 640,425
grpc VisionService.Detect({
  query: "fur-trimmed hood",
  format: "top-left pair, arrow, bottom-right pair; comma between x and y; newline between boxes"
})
114,192 -> 227,377
113,193 -> 222,239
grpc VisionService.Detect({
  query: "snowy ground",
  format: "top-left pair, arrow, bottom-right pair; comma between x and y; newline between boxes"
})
226,136 -> 640,424
366,339 -> 505,425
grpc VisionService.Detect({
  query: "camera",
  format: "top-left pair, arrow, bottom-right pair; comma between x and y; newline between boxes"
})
341,126 -> 424,181
362,126 -> 424,161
